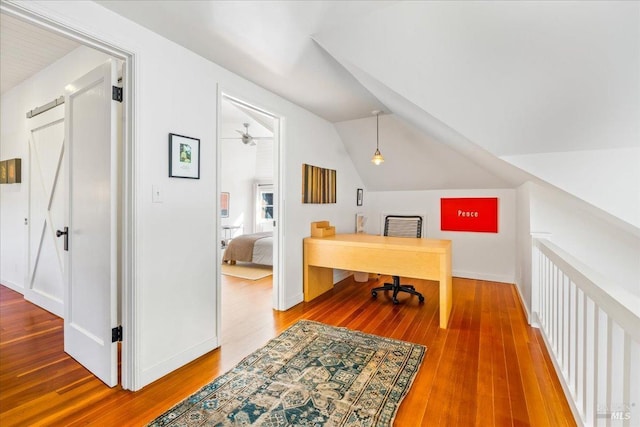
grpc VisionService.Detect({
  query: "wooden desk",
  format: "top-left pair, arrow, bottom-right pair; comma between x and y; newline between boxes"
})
303,233 -> 452,329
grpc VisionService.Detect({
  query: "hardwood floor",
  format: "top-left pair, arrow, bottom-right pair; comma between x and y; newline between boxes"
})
0,275 -> 575,426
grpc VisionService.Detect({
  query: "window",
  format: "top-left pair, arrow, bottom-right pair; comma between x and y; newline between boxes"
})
255,183 -> 274,232
259,189 -> 273,221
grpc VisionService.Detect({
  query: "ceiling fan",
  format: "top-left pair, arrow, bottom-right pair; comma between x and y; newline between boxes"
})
223,123 -> 271,146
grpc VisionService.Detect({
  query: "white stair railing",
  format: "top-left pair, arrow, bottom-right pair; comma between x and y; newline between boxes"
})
532,238 -> 640,427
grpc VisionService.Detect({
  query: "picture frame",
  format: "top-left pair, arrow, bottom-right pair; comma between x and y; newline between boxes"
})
301,163 -> 337,204
440,197 -> 499,233
9,158 -> 21,183
220,192 -> 229,218
356,188 -> 363,206
169,133 -> 200,179
0,161 -> 7,184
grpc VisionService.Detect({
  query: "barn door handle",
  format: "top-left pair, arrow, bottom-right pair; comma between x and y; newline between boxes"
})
56,227 -> 69,251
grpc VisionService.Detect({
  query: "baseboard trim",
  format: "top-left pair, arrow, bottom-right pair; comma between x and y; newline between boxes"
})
333,269 -> 350,284
139,336 -> 219,390
453,269 -> 514,284
535,314 -> 583,426
283,293 -> 303,311
1,279 -> 24,294
1,281 -> 63,318
24,289 -> 63,318
512,282 -> 534,326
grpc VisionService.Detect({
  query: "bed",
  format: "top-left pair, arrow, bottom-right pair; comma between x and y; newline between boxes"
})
222,231 -> 273,266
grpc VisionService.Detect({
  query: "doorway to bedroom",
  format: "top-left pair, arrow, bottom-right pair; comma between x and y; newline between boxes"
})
218,94 -> 280,349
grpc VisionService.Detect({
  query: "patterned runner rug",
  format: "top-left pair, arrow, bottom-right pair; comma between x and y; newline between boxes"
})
148,320 -> 425,426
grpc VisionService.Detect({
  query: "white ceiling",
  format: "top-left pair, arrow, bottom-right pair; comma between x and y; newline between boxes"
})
95,0 -> 392,123
94,0 -> 639,159
220,97 -> 273,141
335,113 -> 513,191
0,13 -> 79,95
2,1 -> 637,198
314,1 -> 640,156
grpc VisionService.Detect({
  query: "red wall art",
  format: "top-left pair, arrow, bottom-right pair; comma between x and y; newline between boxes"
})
440,197 -> 498,233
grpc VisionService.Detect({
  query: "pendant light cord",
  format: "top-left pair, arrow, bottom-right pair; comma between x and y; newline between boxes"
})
371,110 -> 384,165
376,112 -> 379,150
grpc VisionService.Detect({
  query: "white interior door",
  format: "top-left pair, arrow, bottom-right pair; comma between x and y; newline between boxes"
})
63,59 -> 119,387
26,106 -> 66,317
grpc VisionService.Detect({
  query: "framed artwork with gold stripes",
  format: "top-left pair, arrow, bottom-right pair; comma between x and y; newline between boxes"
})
302,163 -> 336,204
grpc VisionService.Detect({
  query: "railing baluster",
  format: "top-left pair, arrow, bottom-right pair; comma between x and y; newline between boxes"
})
569,279 -> 576,397
539,251 -> 545,326
622,334 -> 630,427
606,316 -> 613,427
598,309 -> 609,427
582,289 -> 588,420
544,255 -> 549,330
543,255 -> 548,329
627,338 -> 639,427
560,269 -> 564,360
557,266 -> 562,358
567,277 -> 572,390
578,287 -> 585,416
553,263 -> 558,353
591,300 -> 598,426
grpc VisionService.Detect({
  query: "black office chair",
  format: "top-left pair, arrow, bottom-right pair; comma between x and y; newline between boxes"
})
371,215 -> 425,304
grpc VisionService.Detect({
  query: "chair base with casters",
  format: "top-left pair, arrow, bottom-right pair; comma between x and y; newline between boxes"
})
371,275 -> 425,305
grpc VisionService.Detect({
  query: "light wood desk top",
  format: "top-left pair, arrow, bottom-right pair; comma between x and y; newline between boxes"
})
306,233 -> 451,252
303,233 -> 453,328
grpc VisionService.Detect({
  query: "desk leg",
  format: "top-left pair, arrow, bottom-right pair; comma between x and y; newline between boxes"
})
303,264 -> 334,302
439,252 -> 453,329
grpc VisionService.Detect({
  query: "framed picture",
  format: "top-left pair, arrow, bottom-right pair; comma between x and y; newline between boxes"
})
169,133 -> 200,179
6,159 -> 21,184
440,197 -> 498,233
220,192 -> 229,218
356,188 -> 363,206
0,161 -> 7,184
301,163 -> 336,204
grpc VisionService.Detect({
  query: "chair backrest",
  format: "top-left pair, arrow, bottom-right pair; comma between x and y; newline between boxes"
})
384,215 -> 422,238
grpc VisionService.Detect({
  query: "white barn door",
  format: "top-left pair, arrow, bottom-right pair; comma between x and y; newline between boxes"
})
26,106 -> 66,317
63,59 -> 119,387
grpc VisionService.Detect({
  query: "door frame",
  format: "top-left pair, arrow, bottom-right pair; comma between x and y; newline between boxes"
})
1,2 -> 139,390
216,90 -> 285,324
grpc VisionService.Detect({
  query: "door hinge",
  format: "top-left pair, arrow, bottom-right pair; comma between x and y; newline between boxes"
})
112,86 -> 123,102
112,325 -> 123,342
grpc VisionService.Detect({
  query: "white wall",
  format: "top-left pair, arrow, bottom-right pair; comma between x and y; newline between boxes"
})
507,148 -> 640,320
285,118 -> 367,290
502,148 -> 640,229
220,139 -> 257,236
10,1 -> 364,390
364,189 -> 516,284
515,183 -> 533,320
529,183 -> 640,299
0,46 -> 111,293
513,181 -> 640,324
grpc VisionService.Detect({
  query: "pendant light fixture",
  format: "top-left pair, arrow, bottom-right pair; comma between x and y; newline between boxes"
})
371,110 -> 384,165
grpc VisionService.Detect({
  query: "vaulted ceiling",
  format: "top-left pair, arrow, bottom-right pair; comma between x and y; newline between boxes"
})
95,0 -> 391,123
95,0 -> 639,157
2,1 -> 638,224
